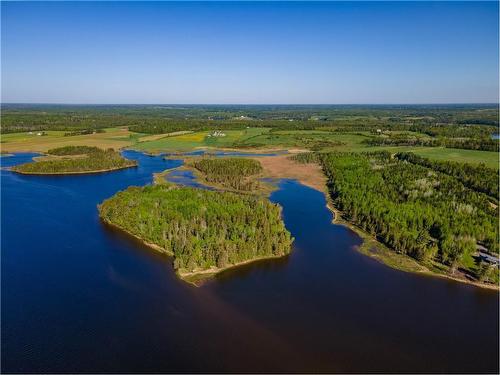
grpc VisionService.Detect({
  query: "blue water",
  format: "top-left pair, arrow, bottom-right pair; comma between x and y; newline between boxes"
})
165,169 -> 214,190
1,151 -> 498,373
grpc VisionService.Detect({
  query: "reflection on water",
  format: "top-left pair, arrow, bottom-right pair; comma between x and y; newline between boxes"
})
165,169 -> 214,190
1,151 -> 498,373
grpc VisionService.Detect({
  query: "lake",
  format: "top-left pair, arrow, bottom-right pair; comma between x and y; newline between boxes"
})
1,151 -> 498,373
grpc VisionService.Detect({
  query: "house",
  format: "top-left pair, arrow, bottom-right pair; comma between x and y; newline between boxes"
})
207,130 -> 226,138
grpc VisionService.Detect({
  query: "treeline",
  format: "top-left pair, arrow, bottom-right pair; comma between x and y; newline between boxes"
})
2,104 -> 497,135
47,145 -> 101,155
363,135 -> 499,152
408,123 -> 497,138
12,147 -> 137,174
98,185 -> 293,274
395,152 -> 499,200
64,129 -> 105,136
294,151 -> 499,282
192,158 -> 262,191
234,132 -> 345,150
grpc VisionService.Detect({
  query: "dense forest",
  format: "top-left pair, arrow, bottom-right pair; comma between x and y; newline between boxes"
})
395,152 -> 499,200
364,134 -> 499,152
1,103 -> 497,130
294,151 -> 499,283
47,145 -> 103,155
98,185 -> 293,275
192,158 -> 263,191
12,146 -> 137,174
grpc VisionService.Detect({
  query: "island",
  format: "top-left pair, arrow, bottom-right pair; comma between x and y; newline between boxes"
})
11,146 -> 137,175
98,183 -> 293,283
3,104 -> 499,289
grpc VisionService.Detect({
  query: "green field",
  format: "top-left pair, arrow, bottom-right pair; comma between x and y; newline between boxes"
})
2,126 -> 497,168
132,128 -> 270,151
0,128 -> 137,152
364,146 -> 499,169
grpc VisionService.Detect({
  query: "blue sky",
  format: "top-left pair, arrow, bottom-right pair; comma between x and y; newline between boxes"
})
1,1 -> 498,104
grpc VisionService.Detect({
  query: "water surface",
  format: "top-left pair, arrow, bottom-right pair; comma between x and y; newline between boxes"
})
1,151 -> 498,373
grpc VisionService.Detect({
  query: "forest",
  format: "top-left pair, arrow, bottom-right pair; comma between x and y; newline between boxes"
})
395,152 -> 499,200
192,158 -> 263,191
294,151 -> 499,284
98,184 -> 293,275
12,146 -> 137,174
364,134 -> 499,152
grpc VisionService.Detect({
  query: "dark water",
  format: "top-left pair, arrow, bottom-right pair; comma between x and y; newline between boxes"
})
1,152 -> 498,373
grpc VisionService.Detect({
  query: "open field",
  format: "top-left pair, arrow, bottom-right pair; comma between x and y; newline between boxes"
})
0,128 -> 135,152
132,127 -> 270,152
253,154 -> 328,193
364,146 -> 499,169
2,126 -> 497,168
408,147 -> 499,169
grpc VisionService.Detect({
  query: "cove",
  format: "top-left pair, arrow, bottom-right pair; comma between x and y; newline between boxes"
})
1,151 -> 498,373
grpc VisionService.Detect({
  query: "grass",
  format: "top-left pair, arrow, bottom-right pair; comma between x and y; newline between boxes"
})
1,128 -> 135,152
362,146 -> 498,169
2,127 -> 497,168
132,128 -> 271,152
410,147 -> 499,169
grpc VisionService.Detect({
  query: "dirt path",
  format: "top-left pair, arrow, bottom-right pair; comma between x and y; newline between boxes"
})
253,154 -> 327,193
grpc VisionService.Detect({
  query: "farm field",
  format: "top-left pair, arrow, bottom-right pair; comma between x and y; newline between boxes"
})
132,127 -> 271,152
0,128 -> 136,152
2,126 -> 498,168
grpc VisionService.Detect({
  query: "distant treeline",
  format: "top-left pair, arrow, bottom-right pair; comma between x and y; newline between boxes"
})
98,185 -> 293,274
64,129 -> 105,136
12,146 -> 136,174
294,151 -> 499,283
364,135 -> 499,152
2,105 -> 498,154
2,104 -> 498,133
192,158 -> 263,191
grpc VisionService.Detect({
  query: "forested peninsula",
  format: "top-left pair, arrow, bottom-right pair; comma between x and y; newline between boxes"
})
294,151 -> 499,285
11,146 -> 137,174
191,157 -> 263,192
99,184 -> 293,282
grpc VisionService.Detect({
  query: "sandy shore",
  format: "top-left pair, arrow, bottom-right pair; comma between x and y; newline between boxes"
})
251,153 -> 327,193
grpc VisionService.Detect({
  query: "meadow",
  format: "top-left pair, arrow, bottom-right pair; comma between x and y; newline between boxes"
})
2,125 -> 498,168
132,127 -> 270,152
0,128 -> 136,152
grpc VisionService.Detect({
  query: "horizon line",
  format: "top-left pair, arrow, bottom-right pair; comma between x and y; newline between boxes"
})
2,102 -> 499,106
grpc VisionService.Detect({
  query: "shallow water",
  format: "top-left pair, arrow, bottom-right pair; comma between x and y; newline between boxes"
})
1,151 -> 498,373
165,169 -> 215,190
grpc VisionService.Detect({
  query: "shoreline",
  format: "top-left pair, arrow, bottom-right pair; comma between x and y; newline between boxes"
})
100,216 -> 289,286
157,151 -> 499,291
11,162 -> 138,175
321,193 -> 499,291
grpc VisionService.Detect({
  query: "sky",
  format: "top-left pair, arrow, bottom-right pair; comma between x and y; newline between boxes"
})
1,1 -> 498,104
